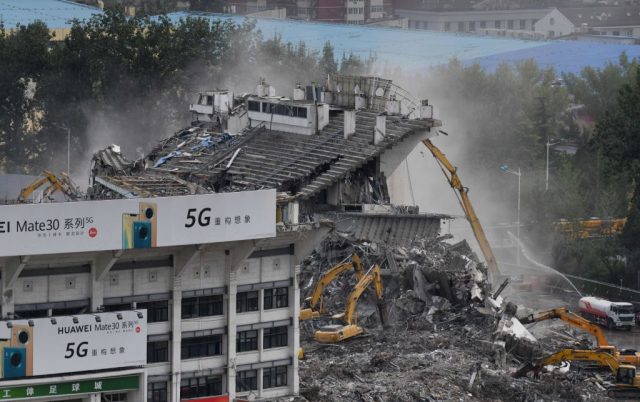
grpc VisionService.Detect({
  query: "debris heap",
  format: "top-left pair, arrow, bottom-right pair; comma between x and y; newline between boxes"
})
298,233 -> 613,401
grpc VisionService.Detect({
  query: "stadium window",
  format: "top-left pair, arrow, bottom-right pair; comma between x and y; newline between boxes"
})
237,370 -> 258,392
264,287 -> 289,310
182,295 -> 223,319
263,366 -> 288,388
180,376 -> 223,399
148,382 -> 167,402
181,335 -> 223,359
138,300 -> 169,323
248,100 -> 260,112
264,326 -> 288,349
237,291 -> 259,313
237,330 -> 259,352
147,340 -> 169,363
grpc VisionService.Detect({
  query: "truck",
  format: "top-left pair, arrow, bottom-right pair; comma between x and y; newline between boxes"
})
579,296 -> 635,330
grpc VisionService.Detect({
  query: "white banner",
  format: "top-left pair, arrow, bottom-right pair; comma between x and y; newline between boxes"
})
0,311 -> 147,378
0,189 -> 276,257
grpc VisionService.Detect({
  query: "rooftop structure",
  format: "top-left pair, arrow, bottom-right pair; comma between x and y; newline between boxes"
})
90,75 -> 441,228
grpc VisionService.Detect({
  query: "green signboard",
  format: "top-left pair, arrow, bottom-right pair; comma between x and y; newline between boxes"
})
0,375 -> 139,400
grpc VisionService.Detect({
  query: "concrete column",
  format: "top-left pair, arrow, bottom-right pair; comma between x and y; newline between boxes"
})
226,249 -> 238,400
287,201 -> 299,225
127,371 -> 147,402
171,269 -> 183,402
257,367 -> 264,396
289,246 -> 300,396
90,263 -> 104,312
374,115 -> 386,145
344,110 -> 356,139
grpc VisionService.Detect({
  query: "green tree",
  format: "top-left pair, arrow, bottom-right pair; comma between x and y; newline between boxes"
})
0,21 -> 53,173
320,41 -> 337,77
593,68 -> 640,252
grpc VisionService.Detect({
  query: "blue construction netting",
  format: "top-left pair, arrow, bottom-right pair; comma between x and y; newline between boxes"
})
2,1 -> 640,75
0,0 -> 100,29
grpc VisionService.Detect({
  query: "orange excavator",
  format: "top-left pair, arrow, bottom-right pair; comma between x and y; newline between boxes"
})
515,349 -> 640,399
299,254 -> 364,321
422,139 -> 500,285
520,307 -> 640,366
18,170 -> 80,203
314,264 -> 386,343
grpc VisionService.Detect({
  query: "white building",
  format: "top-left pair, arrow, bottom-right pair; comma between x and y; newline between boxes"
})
535,6 -> 640,38
0,190 -> 330,402
395,8 -> 549,33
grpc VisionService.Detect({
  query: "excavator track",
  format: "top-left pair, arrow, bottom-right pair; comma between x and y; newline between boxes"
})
608,387 -> 640,399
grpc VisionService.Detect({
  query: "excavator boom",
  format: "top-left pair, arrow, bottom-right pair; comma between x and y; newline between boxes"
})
422,139 -> 499,282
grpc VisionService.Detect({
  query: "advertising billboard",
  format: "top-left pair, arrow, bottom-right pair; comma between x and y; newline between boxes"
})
0,189 -> 276,257
0,311 -> 146,379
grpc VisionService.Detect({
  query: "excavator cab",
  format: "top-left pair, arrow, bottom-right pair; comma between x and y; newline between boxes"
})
597,346 -> 617,355
617,365 -> 637,385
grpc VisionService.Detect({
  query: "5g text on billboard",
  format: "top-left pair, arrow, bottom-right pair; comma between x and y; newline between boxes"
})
185,208 -> 211,227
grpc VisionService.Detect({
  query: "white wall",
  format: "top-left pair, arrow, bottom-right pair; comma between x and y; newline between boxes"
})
534,9 -> 575,37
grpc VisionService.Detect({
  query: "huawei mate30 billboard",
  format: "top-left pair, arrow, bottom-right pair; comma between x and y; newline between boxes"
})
0,189 -> 276,257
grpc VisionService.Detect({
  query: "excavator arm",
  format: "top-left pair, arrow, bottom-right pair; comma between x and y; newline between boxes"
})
422,139 -> 499,282
299,254 -> 364,320
521,307 -> 609,347
515,349 -> 621,377
18,170 -> 79,203
342,264 -> 384,326
18,177 -> 50,202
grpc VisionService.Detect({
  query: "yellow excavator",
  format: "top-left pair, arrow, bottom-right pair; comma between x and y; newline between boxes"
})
314,264 -> 386,343
515,349 -> 640,399
422,139 -> 499,284
520,307 -> 640,366
299,254 -> 364,321
18,170 -> 80,203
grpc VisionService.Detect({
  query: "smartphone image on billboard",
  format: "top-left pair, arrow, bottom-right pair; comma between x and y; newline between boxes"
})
1,325 -> 34,379
133,221 -> 152,249
122,213 -> 137,249
138,202 -> 158,247
122,202 -> 158,250
3,347 -> 26,379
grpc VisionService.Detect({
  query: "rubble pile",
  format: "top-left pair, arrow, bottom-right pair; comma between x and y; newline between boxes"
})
298,234 -> 612,401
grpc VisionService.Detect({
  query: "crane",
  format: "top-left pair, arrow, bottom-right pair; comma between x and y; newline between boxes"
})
515,349 -> 640,399
314,264 -> 386,343
18,170 -> 80,203
520,307 -> 640,366
299,254 -> 365,321
421,139 -> 499,283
